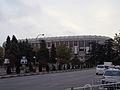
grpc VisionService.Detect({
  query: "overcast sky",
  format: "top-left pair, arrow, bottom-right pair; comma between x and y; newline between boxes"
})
0,0 -> 120,46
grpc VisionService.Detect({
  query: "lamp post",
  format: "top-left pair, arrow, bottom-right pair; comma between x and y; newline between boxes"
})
33,56 -> 36,65
33,56 -> 36,72
35,34 -> 44,72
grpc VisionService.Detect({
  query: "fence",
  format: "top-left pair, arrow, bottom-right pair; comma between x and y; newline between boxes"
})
65,82 -> 120,90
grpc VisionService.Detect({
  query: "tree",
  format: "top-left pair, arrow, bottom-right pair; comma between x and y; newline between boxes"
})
10,35 -> 20,73
71,55 -> 80,66
4,36 -> 12,74
88,39 -> 116,66
87,42 -> 106,65
0,47 -> 4,66
11,35 -> 18,43
56,44 -> 71,64
37,40 -> 49,72
104,39 -> 116,62
114,33 -> 120,54
0,47 -> 3,58
4,35 -> 21,74
70,54 -> 81,69
4,36 -> 11,58
18,39 -> 34,63
49,44 -> 57,63
113,33 -> 120,65
18,39 -> 34,72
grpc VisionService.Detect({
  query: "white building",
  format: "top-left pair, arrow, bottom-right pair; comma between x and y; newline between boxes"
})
27,35 -> 110,61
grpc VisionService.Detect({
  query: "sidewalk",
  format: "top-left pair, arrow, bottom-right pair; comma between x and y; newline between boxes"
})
0,69 -> 88,79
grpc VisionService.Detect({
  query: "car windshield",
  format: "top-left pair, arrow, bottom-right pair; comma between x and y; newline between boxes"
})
97,65 -> 104,68
104,70 -> 120,76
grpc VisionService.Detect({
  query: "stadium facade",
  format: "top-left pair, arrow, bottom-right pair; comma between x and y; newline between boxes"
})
27,35 -> 110,61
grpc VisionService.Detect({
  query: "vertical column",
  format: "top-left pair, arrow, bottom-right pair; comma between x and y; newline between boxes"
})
83,40 -> 86,61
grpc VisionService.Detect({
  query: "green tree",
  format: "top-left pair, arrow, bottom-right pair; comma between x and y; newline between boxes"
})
71,55 -> 80,65
4,36 -> 11,58
18,39 -> 34,63
4,35 -> 20,74
37,40 -> 49,72
88,39 -> 116,66
113,33 -> 120,65
0,47 -> 4,66
18,39 -> 34,72
104,39 -> 116,62
4,36 -> 12,74
11,35 -> 18,43
56,44 -> 71,64
10,35 -> 20,73
0,46 -> 3,57
49,44 -> 57,63
87,42 -> 106,65
114,33 -> 120,54
3,35 -> 19,74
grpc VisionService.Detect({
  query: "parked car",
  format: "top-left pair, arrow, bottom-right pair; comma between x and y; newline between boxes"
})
102,69 -> 120,84
108,65 -> 115,69
115,65 -> 120,69
96,65 -> 105,75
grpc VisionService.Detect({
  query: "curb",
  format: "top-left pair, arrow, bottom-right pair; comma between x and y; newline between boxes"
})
0,68 -> 92,79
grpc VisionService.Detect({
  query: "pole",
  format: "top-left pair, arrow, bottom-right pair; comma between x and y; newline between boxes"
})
35,34 -> 44,72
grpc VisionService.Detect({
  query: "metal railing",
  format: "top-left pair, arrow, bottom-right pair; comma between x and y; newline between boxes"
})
65,82 -> 120,90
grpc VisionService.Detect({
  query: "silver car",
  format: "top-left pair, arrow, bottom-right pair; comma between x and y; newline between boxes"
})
102,69 -> 120,84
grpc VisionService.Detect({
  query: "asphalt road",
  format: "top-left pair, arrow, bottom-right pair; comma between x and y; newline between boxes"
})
0,68 -> 102,90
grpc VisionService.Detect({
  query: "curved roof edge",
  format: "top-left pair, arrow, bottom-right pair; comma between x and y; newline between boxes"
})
27,35 -> 111,42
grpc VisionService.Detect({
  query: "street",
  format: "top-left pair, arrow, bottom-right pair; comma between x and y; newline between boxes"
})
0,68 -> 102,90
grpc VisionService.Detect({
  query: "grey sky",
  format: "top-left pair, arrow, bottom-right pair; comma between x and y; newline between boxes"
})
0,0 -> 120,46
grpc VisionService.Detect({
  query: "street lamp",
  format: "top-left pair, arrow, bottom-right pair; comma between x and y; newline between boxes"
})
33,56 -> 36,65
35,34 -> 44,71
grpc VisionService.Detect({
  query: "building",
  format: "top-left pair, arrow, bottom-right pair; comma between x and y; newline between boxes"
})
27,35 -> 110,61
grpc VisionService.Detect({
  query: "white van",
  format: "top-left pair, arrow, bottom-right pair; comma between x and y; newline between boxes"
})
96,65 -> 105,75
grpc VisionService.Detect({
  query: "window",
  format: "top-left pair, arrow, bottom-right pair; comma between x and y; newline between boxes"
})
47,42 -> 51,47
105,71 -> 120,76
79,49 -> 84,51
69,41 -> 73,47
79,41 -> 84,47
74,41 -> 78,46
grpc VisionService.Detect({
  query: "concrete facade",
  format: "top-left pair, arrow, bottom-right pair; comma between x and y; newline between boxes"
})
27,35 -> 110,61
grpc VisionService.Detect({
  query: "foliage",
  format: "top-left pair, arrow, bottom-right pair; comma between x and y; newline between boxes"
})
0,46 -> 3,58
71,55 -> 80,65
0,58 -> 4,66
56,44 -> 71,64
37,40 -> 49,65
104,39 -> 117,62
10,35 -> 20,66
4,35 -> 20,68
114,33 -> 120,53
11,35 -> 18,43
18,39 -> 34,63
49,44 -> 57,63
4,35 -> 34,73
32,46 -> 39,52
113,33 -> 120,64
88,39 -> 116,65
4,36 -> 11,58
